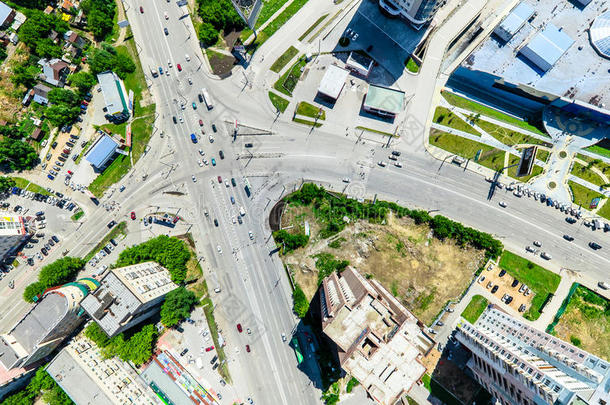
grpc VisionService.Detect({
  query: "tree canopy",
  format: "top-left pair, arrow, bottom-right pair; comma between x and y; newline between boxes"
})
69,71 -> 97,94
19,11 -> 68,57
196,0 -> 244,44
23,257 -> 86,302
160,287 -> 197,327
89,47 -> 135,79
115,235 -> 191,283
0,138 -> 39,171
81,0 -> 116,40
292,284 -> 309,318
85,322 -> 157,366
2,366 -> 73,405
0,176 -> 15,193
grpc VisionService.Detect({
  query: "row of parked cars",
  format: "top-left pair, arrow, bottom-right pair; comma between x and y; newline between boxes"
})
26,230 -> 60,266
88,238 -> 118,268
9,187 -> 79,212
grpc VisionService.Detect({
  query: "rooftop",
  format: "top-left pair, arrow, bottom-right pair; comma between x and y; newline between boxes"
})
363,84 -> 405,114
318,64 -> 350,100
84,134 -> 119,169
520,24 -> 574,72
0,1 -> 13,25
0,213 -> 25,236
590,10 -> 610,59
461,0 -> 610,109
97,71 -> 128,115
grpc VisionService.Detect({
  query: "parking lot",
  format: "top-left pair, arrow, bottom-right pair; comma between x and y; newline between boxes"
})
478,262 -> 533,313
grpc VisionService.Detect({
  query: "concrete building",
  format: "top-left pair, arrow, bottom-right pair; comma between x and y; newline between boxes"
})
493,2 -> 535,42
456,307 -> 610,405
0,213 -> 28,262
317,64 -> 350,101
84,134 -> 120,170
363,84 -> 405,118
346,52 -> 374,77
80,262 -> 178,337
97,71 -> 130,122
38,58 -> 70,87
0,279 -> 98,371
590,11 -> 610,60
32,83 -> 52,105
0,1 -> 15,28
378,0 -> 441,28
320,267 -> 434,405
47,333 -> 160,405
519,24 -> 574,72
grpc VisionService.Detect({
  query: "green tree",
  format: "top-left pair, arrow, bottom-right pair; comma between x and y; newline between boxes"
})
23,281 -> 46,302
37,257 -> 85,287
84,322 -> 111,347
198,22 -> 219,46
112,52 -> 136,79
292,284 -> 309,318
0,138 -> 39,171
0,176 -> 15,193
160,287 -> 197,327
48,88 -> 80,107
273,230 -> 309,253
35,38 -> 62,59
69,71 -> 97,94
11,63 -> 40,89
86,8 -> 114,40
120,324 -> 157,365
45,104 -> 81,127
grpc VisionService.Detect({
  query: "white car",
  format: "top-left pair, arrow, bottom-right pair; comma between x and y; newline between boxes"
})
164,12 -> 168,19
179,116 -> 184,123
540,252 -> 551,260
192,175 -> 197,182
525,246 -> 535,253
225,180 -> 230,187
499,201 -> 508,208
217,245 -> 222,254
198,149 -> 204,156
188,77 -> 192,85
394,162 -> 403,168
198,160 -> 203,167
533,240 -> 542,247
209,135 -> 214,143
599,282 -> 609,290
249,231 -> 254,240
378,161 -> 387,167
342,178 -> 350,183
185,54 -> 190,61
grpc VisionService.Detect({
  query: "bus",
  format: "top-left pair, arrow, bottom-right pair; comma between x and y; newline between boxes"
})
201,88 -> 214,110
291,337 -> 303,364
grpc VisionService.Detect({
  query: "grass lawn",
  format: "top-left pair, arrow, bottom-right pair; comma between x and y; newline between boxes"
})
568,180 -> 606,209
429,129 -> 505,171
131,112 -> 156,163
296,101 -> 325,120
88,154 -> 130,198
355,126 -> 397,138
268,92 -> 290,113
433,106 -> 480,136
201,296 -> 231,382
499,251 -> 561,321
273,56 -> 307,96
507,154 -> 543,182
571,162 -> 605,186
270,46 -> 299,73
574,154 -> 610,180
537,149 -> 550,163
405,57 -> 419,73
10,177 -> 51,196
293,117 -> 322,127
240,0 -> 291,41
553,285 -> 610,361
298,13 -> 328,41
461,295 -> 488,323
441,91 -> 547,136
84,221 -> 127,261
249,0 -> 309,52
70,210 -> 84,221
597,200 -> 610,221
477,120 -> 551,147
585,145 -> 610,159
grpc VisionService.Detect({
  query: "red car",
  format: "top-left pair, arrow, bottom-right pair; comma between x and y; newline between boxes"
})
217,176 -> 222,184
177,64 -> 182,72
205,346 -> 215,352
172,216 -> 179,224
237,323 -> 242,333
245,345 -> 251,353
130,211 -> 136,220
81,100 -> 89,106
67,170 -> 73,175
199,119 -> 203,126
139,6 -> 143,13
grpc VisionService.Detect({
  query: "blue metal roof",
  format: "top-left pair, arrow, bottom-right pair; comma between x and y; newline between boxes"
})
498,2 -> 534,37
521,24 -> 574,71
0,1 -> 13,26
85,135 -> 119,169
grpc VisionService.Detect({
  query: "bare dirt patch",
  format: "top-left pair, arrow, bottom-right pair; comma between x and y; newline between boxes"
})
284,210 -> 484,325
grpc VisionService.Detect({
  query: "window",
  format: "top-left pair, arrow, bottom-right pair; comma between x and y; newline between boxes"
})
553,385 -> 560,393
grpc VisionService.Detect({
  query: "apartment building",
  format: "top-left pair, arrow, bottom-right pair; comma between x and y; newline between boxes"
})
456,307 -> 610,405
321,267 -> 434,405
378,0 -> 442,28
0,213 -> 28,262
80,262 -> 177,337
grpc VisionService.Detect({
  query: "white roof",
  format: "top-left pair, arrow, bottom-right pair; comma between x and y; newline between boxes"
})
318,64 -> 349,99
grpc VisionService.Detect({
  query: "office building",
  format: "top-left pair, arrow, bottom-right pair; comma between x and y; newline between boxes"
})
0,213 -> 28,262
378,0 -> 442,28
47,332 -> 160,405
80,262 -> 178,337
321,267 -> 434,405
0,279 -> 98,371
456,307 -> 610,405
97,71 -> 130,122
84,134 -> 120,170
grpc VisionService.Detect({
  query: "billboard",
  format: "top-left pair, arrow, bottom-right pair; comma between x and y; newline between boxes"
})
516,146 -> 537,177
230,0 -> 263,29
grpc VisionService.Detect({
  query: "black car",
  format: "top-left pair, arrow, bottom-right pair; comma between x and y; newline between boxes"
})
103,246 -> 111,254
214,219 -> 219,227
164,27 -> 169,35
56,192 -> 64,198
499,269 -> 506,277
245,143 -> 253,148
173,116 -> 177,124
51,142 -> 57,149
41,248 -> 48,256
210,355 -> 218,364
589,242 -> 602,250
107,220 -> 116,229
219,150 -> 224,160
180,348 -> 188,356
565,217 -> 577,224
511,279 -> 519,288
52,235 -> 59,243
198,94 -> 204,103
212,124 -> 217,132
27,258 -> 34,266
110,238 -> 118,246
391,150 -> 401,156
212,362 -> 219,370
505,296 -> 513,304
491,285 -> 499,294
48,239 -> 55,246
231,178 -> 236,187
563,234 -> 574,241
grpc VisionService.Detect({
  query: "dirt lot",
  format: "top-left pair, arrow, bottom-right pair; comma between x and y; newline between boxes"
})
283,208 -> 485,325
477,262 -> 533,313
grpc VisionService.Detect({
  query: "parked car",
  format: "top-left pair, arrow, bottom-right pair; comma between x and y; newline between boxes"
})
491,285 -> 499,294
589,242 -> 602,250
130,211 -> 136,220
237,323 -> 243,333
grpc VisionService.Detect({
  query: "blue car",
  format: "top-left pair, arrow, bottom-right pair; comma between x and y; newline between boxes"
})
159,67 -> 163,75
211,158 -> 216,166
190,133 -> 197,143
47,174 -> 55,180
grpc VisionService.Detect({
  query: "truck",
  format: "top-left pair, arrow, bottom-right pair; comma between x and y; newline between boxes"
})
201,88 -> 214,110
190,133 -> 197,143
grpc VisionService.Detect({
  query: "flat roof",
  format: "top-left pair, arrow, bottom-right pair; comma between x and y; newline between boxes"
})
520,24 -> 574,71
85,134 -> 118,168
318,64 -> 349,100
363,84 -> 405,114
97,71 -> 128,115
0,213 -> 25,236
495,2 -> 534,37
141,360 -> 194,405
460,0 -> 610,109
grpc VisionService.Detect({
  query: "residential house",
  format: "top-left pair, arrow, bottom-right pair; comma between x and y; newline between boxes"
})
0,32 -> 9,46
38,58 -> 70,87
0,1 -> 15,28
63,30 -> 86,48
32,84 -> 52,105
48,30 -> 59,44
30,128 -> 43,141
